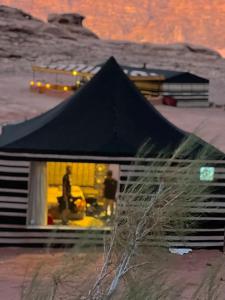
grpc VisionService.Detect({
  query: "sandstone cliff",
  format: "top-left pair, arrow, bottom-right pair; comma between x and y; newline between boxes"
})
0,0 -> 224,56
0,4 -> 225,107
0,5 -> 224,78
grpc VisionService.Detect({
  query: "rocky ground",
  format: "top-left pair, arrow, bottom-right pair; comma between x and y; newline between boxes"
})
0,6 -> 224,149
1,1 -> 225,57
0,5 -> 225,107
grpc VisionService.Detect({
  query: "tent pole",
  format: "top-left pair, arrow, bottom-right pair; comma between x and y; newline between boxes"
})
223,226 -> 225,253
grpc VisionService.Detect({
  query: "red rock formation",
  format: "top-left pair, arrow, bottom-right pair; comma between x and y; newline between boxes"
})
0,0 -> 225,55
0,2 -> 224,95
48,13 -> 85,27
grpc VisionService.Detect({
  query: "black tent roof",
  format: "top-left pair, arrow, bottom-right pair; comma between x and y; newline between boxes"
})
0,57 -> 221,158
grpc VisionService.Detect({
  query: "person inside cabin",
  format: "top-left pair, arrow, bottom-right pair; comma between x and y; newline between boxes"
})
61,165 -> 72,225
103,170 -> 118,219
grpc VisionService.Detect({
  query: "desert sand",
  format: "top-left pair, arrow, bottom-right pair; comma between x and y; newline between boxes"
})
0,73 -> 224,152
0,248 -> 225,300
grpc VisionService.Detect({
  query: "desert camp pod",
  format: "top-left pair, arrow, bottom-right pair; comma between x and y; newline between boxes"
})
31,60 -> 209,108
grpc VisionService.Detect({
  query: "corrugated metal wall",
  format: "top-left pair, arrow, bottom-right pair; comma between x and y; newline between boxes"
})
0,156 -> 224,248
118,160 -> 225,248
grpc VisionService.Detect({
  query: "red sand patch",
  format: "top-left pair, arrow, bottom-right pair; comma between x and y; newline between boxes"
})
0,248 -> 225,299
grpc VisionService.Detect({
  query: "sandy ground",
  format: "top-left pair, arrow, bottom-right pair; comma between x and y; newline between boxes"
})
0,74 -> 224,152
158,105 -> 225,153
0,74 -> 61,125
0,247 -> 101,300
0,248 -> 225,299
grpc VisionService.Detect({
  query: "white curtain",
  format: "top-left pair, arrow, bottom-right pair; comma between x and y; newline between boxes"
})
28,161 -> 47,226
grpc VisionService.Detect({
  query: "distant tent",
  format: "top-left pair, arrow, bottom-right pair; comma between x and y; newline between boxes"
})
32,60 -> 210,107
